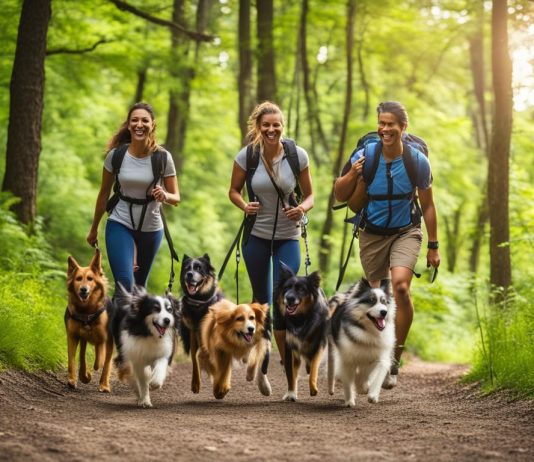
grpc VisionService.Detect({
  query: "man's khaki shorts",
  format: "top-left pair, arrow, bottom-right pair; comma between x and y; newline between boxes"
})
359,226 -> 423,281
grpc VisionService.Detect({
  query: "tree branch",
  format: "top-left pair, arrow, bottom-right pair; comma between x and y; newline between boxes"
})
46,39 -> 111,56
109,0 -> 214,42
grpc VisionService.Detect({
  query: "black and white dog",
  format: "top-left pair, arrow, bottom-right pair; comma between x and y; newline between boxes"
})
112,285 -> 179,408
328,278 -> 396,408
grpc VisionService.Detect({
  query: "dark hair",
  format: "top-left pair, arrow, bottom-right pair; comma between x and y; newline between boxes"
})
107,102 -> 161,152
376,101 -> 409,128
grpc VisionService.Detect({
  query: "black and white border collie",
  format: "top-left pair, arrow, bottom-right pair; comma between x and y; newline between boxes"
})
112,285 -> 180,408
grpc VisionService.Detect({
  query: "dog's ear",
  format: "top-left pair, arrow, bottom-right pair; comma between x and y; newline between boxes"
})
379,279 -> 391,297
130,285 -> 146,310
279,262 -> 294,281
352,278 -> 372,299
202,253 -> 211,264
250,303 -> 269,326
67,256 -> 80,275
115,282 -> 132,308
213,300 -> 236,325
307,271 -> 321,290
89,248 -> 102,275
182,254 -> 191,268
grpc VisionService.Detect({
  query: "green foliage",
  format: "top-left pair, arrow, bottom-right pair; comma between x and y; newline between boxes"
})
0,197 -> 65,371
466,282 -> 534,397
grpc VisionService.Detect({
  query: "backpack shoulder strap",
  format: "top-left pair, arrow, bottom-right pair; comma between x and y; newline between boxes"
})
151,149 -> 167,184
362,141 -> 382,186
111,144 -> 128,174
245,144 -> 260,201
281,138 -> 300,179
401,142 -> 418,189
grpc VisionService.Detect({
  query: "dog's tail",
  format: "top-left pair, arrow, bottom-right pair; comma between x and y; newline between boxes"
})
327,337 -> 336,395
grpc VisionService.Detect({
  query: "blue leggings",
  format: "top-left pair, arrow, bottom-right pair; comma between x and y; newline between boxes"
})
242,235 -> 300,330
105,220 -> 163,294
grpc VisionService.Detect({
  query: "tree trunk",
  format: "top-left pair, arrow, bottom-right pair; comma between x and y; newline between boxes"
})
165,0 -> 212,172
488,0 -> 512,296
468,2 -> 491,275
2,0 -> 51,225
318,0 -> 356,275
134,67 -> 147,103
238,0 -> 253,144
256,0 -> 276,103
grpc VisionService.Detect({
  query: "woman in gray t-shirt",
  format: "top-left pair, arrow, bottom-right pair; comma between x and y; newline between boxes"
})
87,102 -> 180,294
229,101 -> 314,368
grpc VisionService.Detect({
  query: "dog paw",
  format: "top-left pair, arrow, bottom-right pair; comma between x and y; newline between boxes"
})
214,387 -> 229,400
79,371 -> 92,384
356,384 -> 369,395
344,400 -> 356,408
310,387 -> 318,396
367,395 -> 379,404
191,383 -> 200,394
137,398 -> 153,408
246,368 -> 255,382
257,374 -> 272,396
98,384 -> 111,393
382,373 -> 397,390
67,380 -> 77,389
282,391 -> 298,402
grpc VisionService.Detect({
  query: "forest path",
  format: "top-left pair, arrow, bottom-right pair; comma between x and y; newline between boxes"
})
0,357 -> 533,461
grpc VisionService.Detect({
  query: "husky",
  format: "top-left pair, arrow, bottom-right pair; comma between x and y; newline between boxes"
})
111,285 -> 179,408
328,278 -> 396,408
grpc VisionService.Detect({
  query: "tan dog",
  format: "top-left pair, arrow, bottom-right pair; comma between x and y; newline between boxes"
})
198,300 -> 269,399
65,248 -> 114,392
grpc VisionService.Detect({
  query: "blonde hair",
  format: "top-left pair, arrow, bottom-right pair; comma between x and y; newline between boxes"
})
107,102 -> 163,153
246,101 -> 285,149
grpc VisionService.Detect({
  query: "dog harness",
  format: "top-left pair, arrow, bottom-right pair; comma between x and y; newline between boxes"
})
65,305 -> 107,328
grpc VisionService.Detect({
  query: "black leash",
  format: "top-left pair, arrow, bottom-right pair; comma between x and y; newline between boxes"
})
218,218 -> 246,303
161,209 -> 180,294
335,211 -> 364,291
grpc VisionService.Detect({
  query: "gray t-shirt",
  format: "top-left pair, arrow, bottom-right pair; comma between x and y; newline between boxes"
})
235,145 -> 309,240
104,148 -> 176,232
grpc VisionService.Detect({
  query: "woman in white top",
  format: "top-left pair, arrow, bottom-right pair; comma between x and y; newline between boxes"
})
229,101 -> 314,367
87,102 -> 180,293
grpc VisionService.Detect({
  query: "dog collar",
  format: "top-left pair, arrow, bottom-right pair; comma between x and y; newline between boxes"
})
182,292 -> 220,307
66,305 -> 106,327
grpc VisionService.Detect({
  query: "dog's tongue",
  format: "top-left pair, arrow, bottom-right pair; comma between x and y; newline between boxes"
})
375,317 -> 386,331
286,304 -> 298,315
154,323 -> 167,336
243,333 -> 253,343
187,283 -> 198,295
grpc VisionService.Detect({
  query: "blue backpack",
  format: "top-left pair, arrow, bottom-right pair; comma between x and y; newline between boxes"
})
354,131 -> 429,189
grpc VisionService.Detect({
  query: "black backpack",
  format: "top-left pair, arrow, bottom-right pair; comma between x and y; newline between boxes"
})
105,144 -> 167,231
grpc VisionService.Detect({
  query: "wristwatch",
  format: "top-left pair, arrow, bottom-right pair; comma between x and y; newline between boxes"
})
427,241 -> 439,250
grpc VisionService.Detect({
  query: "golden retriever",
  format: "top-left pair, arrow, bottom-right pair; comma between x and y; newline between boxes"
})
198,299 -> 268,399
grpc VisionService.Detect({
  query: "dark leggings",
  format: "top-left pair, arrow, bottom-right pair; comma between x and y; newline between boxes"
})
242,235 -> 300,330
105,220 -> 163,294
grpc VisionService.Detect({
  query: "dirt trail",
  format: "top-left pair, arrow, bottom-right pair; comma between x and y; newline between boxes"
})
0,357 -> 532,461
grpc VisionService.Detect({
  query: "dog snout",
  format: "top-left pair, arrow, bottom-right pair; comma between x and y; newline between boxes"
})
380,309 -> 387,318
80,286 -> 89,295
185,271 -> 194,280
247,326 -> 255,334
163,317 -> 171,326
285,295 -> 296,305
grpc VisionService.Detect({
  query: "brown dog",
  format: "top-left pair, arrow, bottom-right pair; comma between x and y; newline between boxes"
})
198,300 -> 269,399
65,248 -> 114,392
